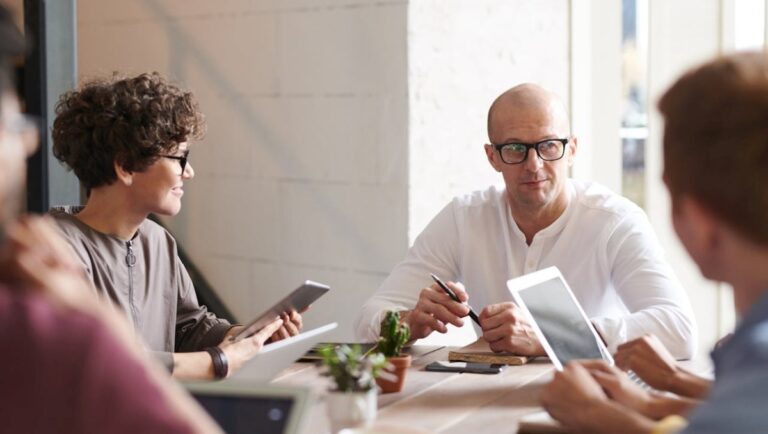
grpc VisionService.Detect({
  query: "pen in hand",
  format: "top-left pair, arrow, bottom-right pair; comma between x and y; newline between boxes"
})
430,273 -> 481,327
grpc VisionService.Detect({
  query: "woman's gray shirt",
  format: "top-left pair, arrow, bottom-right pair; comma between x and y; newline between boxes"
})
51,207 -> 233,372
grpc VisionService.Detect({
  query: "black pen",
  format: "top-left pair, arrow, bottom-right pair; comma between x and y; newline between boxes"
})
430,273 -> 481,327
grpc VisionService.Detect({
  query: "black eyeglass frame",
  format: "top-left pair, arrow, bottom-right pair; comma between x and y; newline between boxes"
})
492,138 -> 570,165
160,149 -> 190,174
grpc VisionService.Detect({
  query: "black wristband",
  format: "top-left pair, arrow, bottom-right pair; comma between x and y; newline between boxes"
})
205,346 -> 229,379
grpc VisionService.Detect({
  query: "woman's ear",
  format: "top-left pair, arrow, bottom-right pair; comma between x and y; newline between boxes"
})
114,161 -> 133,187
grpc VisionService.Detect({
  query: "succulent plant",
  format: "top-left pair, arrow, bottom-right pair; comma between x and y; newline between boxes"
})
319,344 -> 389,392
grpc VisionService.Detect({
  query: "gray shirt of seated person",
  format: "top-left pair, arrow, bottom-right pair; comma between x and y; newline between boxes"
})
681,291 -> 768,434
50,207 -> 233,372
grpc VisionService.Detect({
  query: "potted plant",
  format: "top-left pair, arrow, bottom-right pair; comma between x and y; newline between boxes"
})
319,344 -> 388,433
373,310 -> 412,394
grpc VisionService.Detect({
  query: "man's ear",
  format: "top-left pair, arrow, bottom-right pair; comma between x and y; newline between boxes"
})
566,136 -> 578,167
681,197 -> 718,236
674,196 -> 721,268
484,144 -> 502,172
114,161 -> 133,186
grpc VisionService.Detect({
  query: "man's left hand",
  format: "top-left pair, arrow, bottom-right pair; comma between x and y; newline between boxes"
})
479,302 -> 545,355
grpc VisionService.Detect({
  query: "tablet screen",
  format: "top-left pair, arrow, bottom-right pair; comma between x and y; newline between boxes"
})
517,277 -> 604,364
193,394 -> 294,434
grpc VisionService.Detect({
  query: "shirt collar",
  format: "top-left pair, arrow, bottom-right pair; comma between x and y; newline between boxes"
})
506,180 -> 576,243
712,290 -> 768,363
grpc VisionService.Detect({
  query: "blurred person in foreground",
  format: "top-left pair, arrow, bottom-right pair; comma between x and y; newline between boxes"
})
541,50 -> 768,434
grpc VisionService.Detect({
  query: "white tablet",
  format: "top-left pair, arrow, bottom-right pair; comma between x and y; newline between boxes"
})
186,381 -> 311,434
506,266 -> 613,370
234,280 -> 330,342
230,322 -> 338,382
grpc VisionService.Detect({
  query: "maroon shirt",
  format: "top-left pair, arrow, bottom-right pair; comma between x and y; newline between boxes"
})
0,286 -> 196,434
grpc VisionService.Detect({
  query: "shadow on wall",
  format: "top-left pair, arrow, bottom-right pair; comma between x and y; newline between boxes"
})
140,0 -> 401,333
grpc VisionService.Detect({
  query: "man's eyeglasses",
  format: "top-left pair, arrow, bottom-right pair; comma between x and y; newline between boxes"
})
160,149 -> 190,174
492,138 -> 569,165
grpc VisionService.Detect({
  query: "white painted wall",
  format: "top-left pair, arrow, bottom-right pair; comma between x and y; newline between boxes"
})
408,0 -> 570,242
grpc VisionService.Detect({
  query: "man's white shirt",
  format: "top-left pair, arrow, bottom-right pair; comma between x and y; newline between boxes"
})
354,179 -> 697,358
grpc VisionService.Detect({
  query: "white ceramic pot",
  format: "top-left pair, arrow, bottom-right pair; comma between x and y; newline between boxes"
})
325,389 -> 377,434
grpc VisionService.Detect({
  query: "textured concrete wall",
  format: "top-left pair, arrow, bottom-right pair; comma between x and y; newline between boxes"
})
77,0 -> 409,341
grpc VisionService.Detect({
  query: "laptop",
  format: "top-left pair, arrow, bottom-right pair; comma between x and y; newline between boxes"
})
506,266 -> 613,370
187,381 -> 311,434
231,322 -> 338,382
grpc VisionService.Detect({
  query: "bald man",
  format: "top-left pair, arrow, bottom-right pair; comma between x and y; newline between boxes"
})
354,84 -> 696,359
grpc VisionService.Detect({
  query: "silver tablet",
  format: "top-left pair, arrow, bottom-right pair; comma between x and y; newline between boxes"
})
233,280 -> 330,342
506,266 -> 613,370
230,323 -> 338,382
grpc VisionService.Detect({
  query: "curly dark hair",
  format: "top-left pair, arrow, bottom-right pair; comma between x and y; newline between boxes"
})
52,72 -> 205,189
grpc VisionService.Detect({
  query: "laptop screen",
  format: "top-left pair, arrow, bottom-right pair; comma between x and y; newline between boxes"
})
516,277 -> 604,364
193,394 -> 295,434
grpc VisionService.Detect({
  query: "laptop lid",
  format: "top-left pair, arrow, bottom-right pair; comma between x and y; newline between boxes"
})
506,266 -> 612,370
187,381 -> 310,434
230,322 -> 338,382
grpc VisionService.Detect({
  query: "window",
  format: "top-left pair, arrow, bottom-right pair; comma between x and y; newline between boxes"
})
621,0 -> 648,208
733,0 -> 765,50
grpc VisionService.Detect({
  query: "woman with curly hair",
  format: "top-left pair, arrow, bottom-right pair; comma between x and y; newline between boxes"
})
50,72 -> 303,380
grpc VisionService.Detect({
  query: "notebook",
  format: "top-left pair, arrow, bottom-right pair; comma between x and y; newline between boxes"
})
187,381 -> 310,434
231,322 -> 338,382
448,337 -> 529,365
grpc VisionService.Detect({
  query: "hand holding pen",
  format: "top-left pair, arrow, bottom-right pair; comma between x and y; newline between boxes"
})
430,274 -> 481,326
399,273 -> 481,341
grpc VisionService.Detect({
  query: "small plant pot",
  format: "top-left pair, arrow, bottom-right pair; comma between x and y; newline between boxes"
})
326,388 -> 377,433
375,354 -> 412,394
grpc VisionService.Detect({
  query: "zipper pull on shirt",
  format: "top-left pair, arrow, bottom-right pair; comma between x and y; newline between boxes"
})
125,240 -> 140,330
125,240 -> 136,267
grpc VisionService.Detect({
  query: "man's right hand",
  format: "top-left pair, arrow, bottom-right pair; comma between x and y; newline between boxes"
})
401,281 -> 470,340
219,318 -> 284,376
614,334 -> 711,399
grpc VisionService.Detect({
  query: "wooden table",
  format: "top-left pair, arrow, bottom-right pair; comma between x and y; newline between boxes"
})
274,345 -> 556,434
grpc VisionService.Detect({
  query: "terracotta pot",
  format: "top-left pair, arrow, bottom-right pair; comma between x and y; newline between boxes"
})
375,354 -> 412,394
